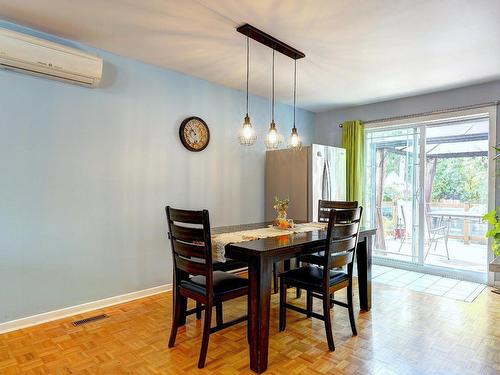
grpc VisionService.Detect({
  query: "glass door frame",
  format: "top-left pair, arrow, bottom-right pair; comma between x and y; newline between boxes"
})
364,106 -> 497,285
365,124 -> 422,265
417,125 -> 425,266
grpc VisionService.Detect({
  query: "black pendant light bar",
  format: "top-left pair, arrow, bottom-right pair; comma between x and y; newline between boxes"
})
236,24 -> 305,60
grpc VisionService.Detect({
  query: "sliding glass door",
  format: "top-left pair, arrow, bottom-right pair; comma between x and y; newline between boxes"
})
365,126 -> 421,265
365,114 -> 491,283
422,120 -> 489,274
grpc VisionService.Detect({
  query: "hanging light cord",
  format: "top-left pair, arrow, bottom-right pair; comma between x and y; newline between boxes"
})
246,35 -> 249,116
293,59 -> 296,129
272,49 -> 275,122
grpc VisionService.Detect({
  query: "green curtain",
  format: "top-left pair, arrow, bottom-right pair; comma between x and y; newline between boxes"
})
341,120 -> 364,206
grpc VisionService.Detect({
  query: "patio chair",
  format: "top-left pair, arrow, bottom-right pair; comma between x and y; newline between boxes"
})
424,215 -> 451,260
396,203 -> 411,252
396,204 -> 451,260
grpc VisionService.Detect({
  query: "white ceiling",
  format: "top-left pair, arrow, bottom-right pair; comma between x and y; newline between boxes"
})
1,0 -> 500,112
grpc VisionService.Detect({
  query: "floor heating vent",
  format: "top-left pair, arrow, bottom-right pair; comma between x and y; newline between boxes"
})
72,314 -> 108,326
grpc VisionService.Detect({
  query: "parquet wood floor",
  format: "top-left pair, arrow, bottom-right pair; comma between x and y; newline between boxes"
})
1,279 -> 499,374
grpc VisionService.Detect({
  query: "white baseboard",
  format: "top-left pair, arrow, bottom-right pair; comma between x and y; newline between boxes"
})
0,283 -> 172,335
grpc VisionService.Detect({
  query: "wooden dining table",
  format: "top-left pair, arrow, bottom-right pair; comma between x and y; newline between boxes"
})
212,223 -> 376,374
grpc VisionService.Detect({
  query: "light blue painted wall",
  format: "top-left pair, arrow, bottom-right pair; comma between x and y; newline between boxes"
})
0,21 -> 315,323
315,80 -> 500,147
314,80 -> 500,281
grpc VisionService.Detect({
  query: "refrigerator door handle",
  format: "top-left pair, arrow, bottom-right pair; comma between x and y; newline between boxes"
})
322,158 -> 331,200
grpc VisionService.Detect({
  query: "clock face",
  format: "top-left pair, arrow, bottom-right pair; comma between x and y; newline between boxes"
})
179,117 -> 210,152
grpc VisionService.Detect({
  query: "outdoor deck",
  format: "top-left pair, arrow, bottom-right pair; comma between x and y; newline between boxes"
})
373,237 -> 487,273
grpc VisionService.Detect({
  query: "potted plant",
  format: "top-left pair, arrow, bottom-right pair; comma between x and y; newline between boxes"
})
483,145 -> 500,257
483,209 -> 500,257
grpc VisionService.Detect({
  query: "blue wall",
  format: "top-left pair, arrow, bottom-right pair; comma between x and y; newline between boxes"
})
315,80 -> 500,147
0,21 -> 315,323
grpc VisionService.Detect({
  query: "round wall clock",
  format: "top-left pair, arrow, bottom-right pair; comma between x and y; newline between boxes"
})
179,116 -> 210,152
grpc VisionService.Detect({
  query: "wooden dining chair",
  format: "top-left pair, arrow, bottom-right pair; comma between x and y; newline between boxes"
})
318,200 -> 359,222
279,207 -> 363,352
298,200 -> 358,265
166,206 -> 248,368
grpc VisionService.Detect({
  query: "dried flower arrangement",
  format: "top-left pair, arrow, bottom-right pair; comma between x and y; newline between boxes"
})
273,196 -> 292,229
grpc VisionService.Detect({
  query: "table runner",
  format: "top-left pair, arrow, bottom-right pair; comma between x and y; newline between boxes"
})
212,222 -> 327,262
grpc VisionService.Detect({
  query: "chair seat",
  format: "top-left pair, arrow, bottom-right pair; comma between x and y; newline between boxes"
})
213,259 -> 247,272
298,251 -> 325,265
180,271 -> 248,297
280,265 -> 348,290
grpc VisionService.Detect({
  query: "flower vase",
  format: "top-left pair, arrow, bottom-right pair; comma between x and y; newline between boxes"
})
275,210 -> 287,227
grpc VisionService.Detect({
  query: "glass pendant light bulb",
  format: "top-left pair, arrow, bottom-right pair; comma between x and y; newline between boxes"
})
265,121 -> 283,149
239,114 -> 256,145
268,124 -> 277,143
239,35 -> 256,146
242,123 -> 253,140
268,130 -> 277,143
288,127 -> 302,150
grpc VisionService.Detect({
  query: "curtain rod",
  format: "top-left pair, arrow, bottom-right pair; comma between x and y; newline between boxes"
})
338,101 -> 499,128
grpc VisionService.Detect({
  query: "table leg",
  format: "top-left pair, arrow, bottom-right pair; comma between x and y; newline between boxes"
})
464,217 -> 470,244
356,235 -> 372,311
248,257 -> 272,373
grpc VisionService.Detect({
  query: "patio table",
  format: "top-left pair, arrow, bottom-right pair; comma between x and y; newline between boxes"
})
429,210 -> 484,244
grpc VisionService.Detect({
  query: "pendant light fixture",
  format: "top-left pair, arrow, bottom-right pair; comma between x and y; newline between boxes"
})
239,34 -> 257,145
236,24 -> 305,149
265,49 -> 283,149
288,59 -> 302,150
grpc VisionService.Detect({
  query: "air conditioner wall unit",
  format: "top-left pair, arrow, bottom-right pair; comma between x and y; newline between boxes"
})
0,27 -> 102,87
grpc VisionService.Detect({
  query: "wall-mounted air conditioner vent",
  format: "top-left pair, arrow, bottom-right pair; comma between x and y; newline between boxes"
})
0,27 -> 103,87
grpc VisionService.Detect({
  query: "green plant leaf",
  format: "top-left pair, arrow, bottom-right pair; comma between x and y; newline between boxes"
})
486,229 -> 496,238
492,241 -> 500,257
483,209 -> 497,224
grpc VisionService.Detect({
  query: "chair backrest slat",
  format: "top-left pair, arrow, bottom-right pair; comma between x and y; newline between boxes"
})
318,210 -> 330,222
332,208 -> 361,223
175,254 -> 207,276
328,236 -> 358,267
330,236 -> 357,253
169,208 -> 204,224
330,252 -> 354,268
318,200 -> 358,222
169,223 -> 205,243
329,223 -> 359,238
172,240 -> 206,259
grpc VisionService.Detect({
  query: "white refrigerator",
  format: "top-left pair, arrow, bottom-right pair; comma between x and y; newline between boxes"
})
265,144 -> 347,222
